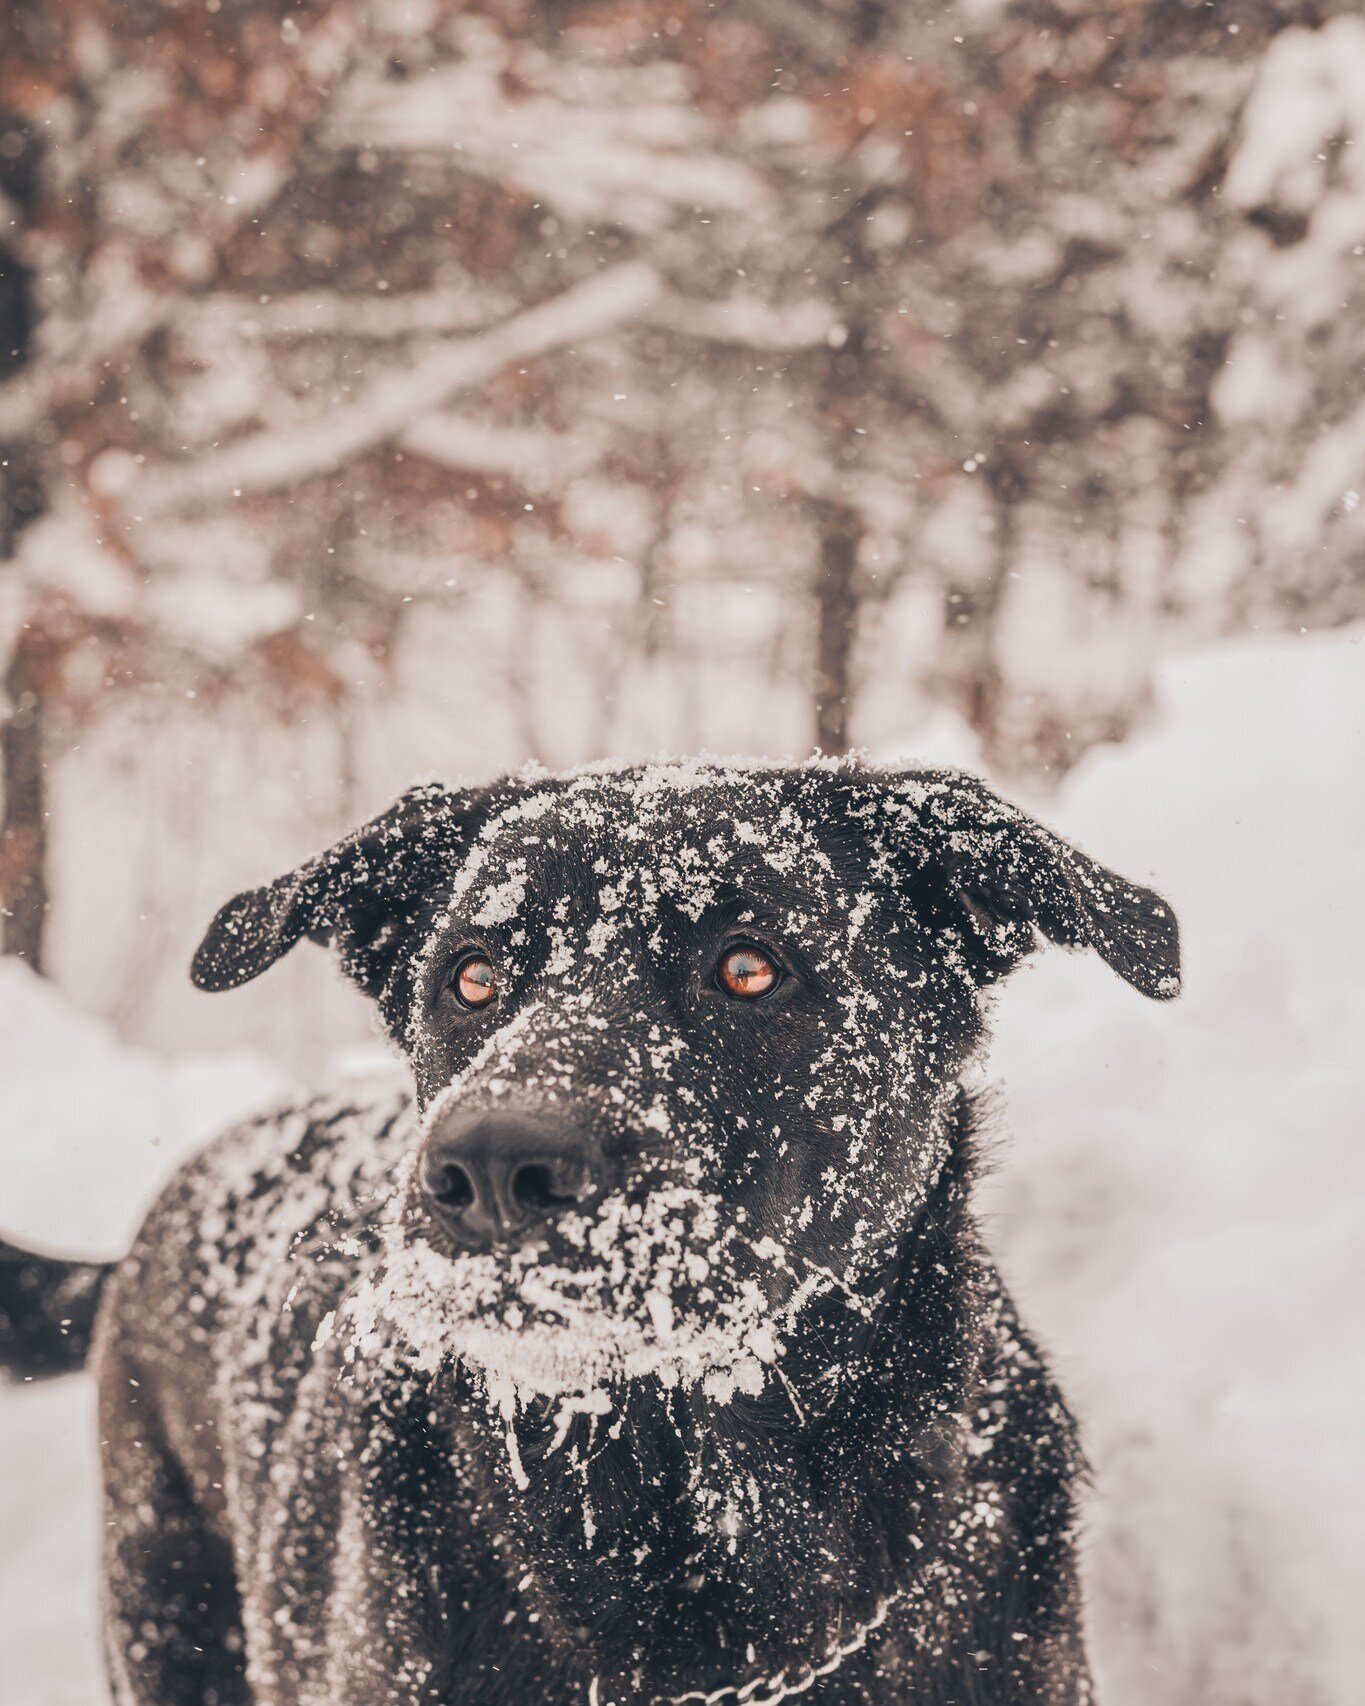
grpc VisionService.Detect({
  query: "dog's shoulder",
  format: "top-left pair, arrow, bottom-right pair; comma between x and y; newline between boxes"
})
101,1078 -> 415,1366
970,1271 -> 1087,1549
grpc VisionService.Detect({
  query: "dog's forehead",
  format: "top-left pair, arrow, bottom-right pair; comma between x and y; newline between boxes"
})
450,762 -> 853,924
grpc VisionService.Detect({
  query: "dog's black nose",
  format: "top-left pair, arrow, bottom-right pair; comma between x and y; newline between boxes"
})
418,1110 -> 605,1248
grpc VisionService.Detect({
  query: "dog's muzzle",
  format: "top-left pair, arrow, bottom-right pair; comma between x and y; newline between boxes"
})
418,1108 -> 610,1250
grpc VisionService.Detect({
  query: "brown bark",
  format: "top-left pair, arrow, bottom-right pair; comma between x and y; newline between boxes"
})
1,638 -> 48,970
812,498 -> 862,756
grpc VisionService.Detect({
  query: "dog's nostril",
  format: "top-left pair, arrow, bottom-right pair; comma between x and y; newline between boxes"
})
419,1115 -> 602,1243
511,1162 -> 586,1213
425,1161 -> 474,1209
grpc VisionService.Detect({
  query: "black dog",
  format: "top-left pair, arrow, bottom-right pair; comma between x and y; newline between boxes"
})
1,759 -> 1178,1704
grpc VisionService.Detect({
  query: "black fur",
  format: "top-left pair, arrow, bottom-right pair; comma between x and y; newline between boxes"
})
6,760 -> 1179,1704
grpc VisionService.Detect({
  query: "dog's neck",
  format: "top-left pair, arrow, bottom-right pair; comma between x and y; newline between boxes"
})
420,1110 -> 992,1703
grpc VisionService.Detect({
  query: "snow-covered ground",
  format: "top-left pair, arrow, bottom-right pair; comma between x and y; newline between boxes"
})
0,992 -> 290,1704
2,625 -> 1361,1704
982,625 -> 1365,1705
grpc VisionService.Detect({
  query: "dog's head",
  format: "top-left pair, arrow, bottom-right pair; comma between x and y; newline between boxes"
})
193,760 -> 1178,1400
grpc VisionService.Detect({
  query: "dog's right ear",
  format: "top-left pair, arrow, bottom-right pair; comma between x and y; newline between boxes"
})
191,783 -> 470,998
834,764 -> 1181,1002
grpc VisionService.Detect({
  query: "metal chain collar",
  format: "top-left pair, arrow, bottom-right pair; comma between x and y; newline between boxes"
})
586,1586 -> 904,1706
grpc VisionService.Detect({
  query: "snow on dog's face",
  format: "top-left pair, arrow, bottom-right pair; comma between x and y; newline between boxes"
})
193,760 -> 1179,1402
372,764 -> 982,1400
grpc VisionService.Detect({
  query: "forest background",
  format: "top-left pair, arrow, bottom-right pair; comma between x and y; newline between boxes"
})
2,0 -> 1361,1059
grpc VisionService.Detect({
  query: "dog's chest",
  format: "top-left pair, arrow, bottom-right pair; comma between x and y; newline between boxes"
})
161,1086 -> 1080,1706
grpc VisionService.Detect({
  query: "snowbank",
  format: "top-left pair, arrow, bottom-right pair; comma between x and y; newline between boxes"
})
1,625 -> 1361,1702
982,624 -> 1365,1705
0,959 -> 289,1256
0,973 -> 287,1704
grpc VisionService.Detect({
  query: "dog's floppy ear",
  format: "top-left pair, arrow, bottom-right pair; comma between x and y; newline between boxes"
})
191,782 -> 469,997
868,767 -> 1180,1000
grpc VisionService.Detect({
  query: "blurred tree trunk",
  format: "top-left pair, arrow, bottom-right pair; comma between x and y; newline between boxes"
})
1,194 -> 47,970
0,635 -> 48,970
812,498 -> 861,756
940,485 -> 1017,772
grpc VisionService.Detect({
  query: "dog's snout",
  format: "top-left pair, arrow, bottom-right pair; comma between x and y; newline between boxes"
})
419,1111 -> 605,1248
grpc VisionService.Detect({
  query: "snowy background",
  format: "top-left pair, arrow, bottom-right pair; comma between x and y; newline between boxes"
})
2,3 -> 1364,1703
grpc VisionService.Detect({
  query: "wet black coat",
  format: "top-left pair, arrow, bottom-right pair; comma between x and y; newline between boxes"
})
85,760 -> 1179,1705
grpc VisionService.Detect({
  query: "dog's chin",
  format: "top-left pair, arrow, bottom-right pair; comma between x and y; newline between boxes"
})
334,1228 -> 783,1402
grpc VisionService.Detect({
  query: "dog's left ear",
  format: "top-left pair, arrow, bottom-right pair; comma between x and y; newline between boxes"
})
190,782 -> 470,998
862,767 -> 1181,1000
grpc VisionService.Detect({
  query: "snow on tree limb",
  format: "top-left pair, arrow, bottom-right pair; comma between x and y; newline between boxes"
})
398,414 -> 605,491
1263,396 -> 1365,552
181,283 -> 517,343
647,293 -> 838,352
133,263 -> 661,511
328,60 -> 768,233
0,287 -> 169,440
171,289 -> 835,357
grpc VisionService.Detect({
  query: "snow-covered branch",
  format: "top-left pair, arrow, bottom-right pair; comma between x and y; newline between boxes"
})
328,58 -> 767,233
180,283 -> 516,343
647,293 -> 838,351
172,287 -> 837,356
398,414 -> 605,489
133,263 -> 660,510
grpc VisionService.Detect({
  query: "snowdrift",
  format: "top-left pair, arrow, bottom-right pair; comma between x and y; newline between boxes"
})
982,625 -> 1365,1705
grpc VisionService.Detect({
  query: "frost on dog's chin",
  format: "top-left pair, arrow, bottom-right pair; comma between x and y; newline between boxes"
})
334,1174 -> 784,1407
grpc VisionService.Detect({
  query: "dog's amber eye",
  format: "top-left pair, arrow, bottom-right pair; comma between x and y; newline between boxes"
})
451,953 -> 497,1009
717,944 -> 781,1000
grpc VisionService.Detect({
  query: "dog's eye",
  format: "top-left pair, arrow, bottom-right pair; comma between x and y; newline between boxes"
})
450,953 -> 497,1009
716,944 -> 781,1000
